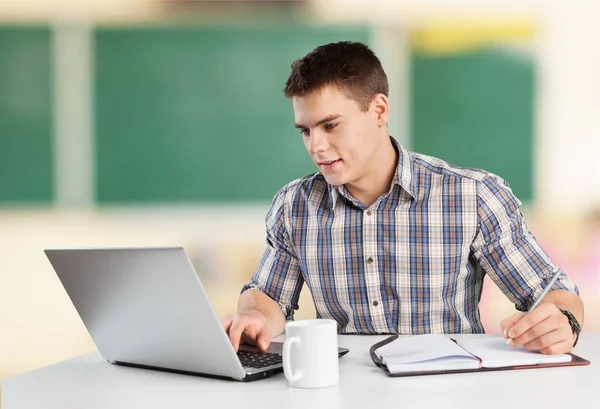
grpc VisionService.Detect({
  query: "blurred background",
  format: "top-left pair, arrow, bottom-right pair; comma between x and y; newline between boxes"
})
1,0 -> 599,397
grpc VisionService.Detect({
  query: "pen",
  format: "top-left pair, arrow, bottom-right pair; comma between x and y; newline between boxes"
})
505,269 -> 563,344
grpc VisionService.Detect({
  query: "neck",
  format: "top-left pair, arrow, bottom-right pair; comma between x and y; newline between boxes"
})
346,135 -> 398,207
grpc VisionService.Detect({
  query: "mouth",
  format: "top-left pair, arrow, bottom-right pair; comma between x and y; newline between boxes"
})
317,158 -> 342,171
318,159 -> 341,166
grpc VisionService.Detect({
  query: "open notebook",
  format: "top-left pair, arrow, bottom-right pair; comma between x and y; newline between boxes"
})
371,334 -> 590,377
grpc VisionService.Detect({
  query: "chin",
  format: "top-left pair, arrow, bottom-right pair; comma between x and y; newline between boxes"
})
322,174 -> 348,186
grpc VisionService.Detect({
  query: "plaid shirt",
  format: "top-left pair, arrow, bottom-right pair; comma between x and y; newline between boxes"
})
243,137 -> 578,334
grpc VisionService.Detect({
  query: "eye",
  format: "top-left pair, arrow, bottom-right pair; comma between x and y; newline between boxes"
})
324,123 -> 337,131
300,128 -> 310,137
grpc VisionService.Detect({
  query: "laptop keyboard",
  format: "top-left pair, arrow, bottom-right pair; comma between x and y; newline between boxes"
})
237,350 -> 283,369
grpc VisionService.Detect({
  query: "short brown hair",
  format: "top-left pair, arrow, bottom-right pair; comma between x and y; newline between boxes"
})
283,41 -> 389,111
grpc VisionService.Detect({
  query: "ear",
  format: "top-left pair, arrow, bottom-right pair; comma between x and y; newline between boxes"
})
372,94 -> 389,127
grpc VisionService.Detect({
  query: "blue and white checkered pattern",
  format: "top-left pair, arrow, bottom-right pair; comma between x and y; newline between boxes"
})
243,137 -> 578,334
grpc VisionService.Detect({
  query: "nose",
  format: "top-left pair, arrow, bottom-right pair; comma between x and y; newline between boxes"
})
309,130 -> 329,153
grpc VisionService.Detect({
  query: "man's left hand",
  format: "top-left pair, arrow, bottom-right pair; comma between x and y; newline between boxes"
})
500,302 -> 575,355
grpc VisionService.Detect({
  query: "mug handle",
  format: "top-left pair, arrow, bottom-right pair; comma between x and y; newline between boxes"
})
282,336 -> 303,382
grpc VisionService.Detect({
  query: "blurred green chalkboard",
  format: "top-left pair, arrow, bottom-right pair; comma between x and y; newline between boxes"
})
0,27 -> 53,204
95,25 -> 369,203
411,48 -> 534,202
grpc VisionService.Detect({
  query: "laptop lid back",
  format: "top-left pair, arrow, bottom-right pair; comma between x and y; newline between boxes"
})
45,247 -> 246,380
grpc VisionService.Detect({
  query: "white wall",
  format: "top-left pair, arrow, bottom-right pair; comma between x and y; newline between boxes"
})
0,0 -> 156,22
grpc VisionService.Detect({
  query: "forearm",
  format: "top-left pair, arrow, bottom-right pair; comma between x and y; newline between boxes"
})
542,289 -> 584,327
238,289 -> 287,337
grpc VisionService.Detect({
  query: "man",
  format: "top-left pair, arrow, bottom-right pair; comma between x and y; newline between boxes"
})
221,41 -> 583,355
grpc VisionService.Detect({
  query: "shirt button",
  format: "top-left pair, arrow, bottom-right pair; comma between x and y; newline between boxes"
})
373,301 -> 379,307
366,210 -> 373,216
367,257 -> 373,264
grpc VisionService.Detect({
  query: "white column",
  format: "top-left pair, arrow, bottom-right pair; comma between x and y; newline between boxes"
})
535,1 -> 600,214
371,24 -> 412,149
52,22 -> 94,208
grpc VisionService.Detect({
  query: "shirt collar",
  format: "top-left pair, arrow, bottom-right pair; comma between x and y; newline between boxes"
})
328,136 -> 417,209
390,136 -> 417,200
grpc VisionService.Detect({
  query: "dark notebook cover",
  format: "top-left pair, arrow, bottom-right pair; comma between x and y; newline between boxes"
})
370,335 -> 591,378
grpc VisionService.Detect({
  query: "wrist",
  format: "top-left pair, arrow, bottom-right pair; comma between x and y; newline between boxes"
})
559,309 -> 581,347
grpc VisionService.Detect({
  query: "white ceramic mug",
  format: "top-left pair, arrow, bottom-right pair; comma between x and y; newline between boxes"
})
282,319 -> 339,388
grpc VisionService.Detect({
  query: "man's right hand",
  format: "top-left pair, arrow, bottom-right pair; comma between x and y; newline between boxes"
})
221,312 -> 272,353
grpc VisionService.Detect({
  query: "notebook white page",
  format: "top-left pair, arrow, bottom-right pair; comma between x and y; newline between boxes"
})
375,334 -> 480,373
456,336 -> 572,368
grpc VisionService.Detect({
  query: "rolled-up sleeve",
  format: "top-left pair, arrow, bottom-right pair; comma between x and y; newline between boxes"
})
471,175 -> 579,312
241,186 -> 304,321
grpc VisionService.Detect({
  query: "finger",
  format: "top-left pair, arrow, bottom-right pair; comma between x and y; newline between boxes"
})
508,304 -> 554,339
221,315 -> 234,333
501,313 -> 524,338
539,339 -> 572,355
522,327 -> 569,352
242,317 -> 271,347
256,326 -> 272,351
228,319 -> 248,352
510,316 -> 558,348
240,326 -> 261,346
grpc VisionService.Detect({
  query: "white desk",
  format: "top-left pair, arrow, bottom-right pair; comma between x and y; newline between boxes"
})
2,334 -> 596,409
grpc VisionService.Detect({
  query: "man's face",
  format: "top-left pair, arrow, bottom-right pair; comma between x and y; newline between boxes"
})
292,86 -> 382,187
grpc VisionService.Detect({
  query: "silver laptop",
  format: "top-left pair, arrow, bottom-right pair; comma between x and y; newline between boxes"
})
44,247 -> 348,382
